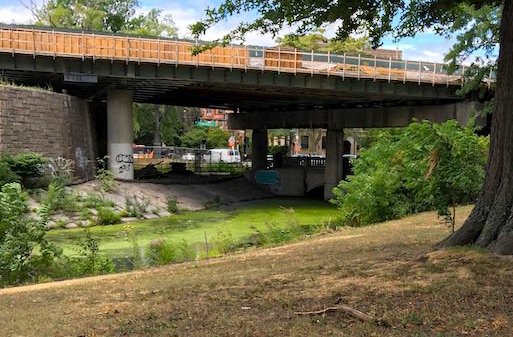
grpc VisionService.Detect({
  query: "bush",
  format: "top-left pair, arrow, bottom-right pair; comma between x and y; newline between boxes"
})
213,231 -> 236,255
147,238 -> 176,265
125,196 -> 149,218
0,152 -> 50,188
167,195 -> 178,213
80,193 -> 114,209
95,207 -> 122,226
9,152 -> 47,178
180,126 -> 230,148
176,238 -> 196,262
123,224 -> 144,268
96,157 -> 116,192
47,157 -> 75,185
332,120 -> 488,227
42,181 -> 78,214
0,159 -> 20,186
256,219 -> 303,245
69,230 -> 114,276
0,183 -> 61,285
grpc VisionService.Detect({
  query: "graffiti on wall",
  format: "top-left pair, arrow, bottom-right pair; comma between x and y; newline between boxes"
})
115,153 -> 133,174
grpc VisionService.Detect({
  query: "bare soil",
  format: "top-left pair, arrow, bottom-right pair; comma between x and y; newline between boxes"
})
2,205 -> 513,337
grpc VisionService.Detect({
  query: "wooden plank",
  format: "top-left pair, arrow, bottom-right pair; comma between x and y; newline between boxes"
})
0,27 -> 457,85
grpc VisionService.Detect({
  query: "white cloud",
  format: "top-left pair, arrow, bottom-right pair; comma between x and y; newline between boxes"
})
0,6 -> 33,24
381,43 -> 415,51
421,50 -> 446,62
152,4 -> 291,46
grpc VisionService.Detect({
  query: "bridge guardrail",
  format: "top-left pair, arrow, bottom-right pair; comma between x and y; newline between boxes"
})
0,26 -> 494,87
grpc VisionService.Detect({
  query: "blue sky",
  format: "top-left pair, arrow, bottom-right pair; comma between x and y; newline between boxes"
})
0,0 -> 458,62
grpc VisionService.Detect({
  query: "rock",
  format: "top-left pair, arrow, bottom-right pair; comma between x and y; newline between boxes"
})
27,199 -> 40,211
77,221 -> 87,227
65,223 -> 79,229
143,213 -> 160,220
121,217 -> 138,223
52,213 -> 70,223
46,221 -> 58,229
159,211 -> 172,217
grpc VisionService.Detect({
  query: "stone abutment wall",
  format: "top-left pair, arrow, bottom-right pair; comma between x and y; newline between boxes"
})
0,85 -> 97,180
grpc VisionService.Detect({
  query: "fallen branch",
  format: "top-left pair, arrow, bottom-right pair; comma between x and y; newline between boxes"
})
294,305 -> 389,327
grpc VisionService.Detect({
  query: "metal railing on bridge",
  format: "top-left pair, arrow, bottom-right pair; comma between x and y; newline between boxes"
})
267,155 -> 326,169
0,25 -> 491,87
133,146 -> 245,178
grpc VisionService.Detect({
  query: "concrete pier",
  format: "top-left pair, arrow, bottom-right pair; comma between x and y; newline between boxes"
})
107,90 -> 134,180
324,129 -> 344,200
251,128 -> 268,170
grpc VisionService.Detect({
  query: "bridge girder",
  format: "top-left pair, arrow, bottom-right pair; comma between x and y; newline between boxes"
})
0,53 -> 460,112
228,101 -> 483,129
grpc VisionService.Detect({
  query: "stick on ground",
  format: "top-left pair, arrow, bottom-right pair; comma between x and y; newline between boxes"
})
294,305 -> 389,326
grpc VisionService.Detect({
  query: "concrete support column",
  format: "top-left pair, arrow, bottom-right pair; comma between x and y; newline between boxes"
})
251,128 -> 268,170
324,129 -> 344,200
107,90 -> 134,180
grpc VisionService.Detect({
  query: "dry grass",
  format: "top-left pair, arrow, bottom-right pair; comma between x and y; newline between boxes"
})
2,205 -> 513,337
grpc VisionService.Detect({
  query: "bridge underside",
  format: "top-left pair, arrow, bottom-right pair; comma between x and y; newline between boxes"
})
229,101 -> 482,129
0,54 -> 460,113
0,50 -> 470,200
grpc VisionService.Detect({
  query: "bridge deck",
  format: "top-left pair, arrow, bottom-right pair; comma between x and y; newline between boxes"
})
0,26 -> 464,86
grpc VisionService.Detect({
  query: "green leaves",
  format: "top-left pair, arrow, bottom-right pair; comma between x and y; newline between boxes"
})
126,9 -> 177,37
34,0 -> 176,37
180,126 -> 230,149
0,183 -> 61,285
332,120 -> 488,227
133,104 -> 183,146
277,30 -> 370,54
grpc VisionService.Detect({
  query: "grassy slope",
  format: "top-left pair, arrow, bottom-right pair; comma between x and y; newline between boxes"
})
46,198 -> 340,257
3,205 -> 513,336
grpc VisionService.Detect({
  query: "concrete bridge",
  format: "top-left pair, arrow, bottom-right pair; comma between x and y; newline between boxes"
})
0,25 -> 478,199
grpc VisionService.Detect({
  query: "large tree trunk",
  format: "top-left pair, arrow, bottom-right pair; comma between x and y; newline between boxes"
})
439,0 -> 513,254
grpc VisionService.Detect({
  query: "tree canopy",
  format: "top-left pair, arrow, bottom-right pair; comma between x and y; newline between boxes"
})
191,1 -> 501,49
31,0 -> 176,37
180,126 -> 230,149
133,104 -> 183,146
277,30 -> 370,54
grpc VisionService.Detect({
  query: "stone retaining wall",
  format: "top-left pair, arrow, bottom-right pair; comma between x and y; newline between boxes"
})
0,85 -> 96,179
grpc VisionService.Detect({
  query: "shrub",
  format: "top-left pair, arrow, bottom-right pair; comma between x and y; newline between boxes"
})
69,230 -> 114,276
167,195 -> 178,213
0,152 -> 50,188
80,193 -> 114,209
176,238 -> 196,262
96,157 -> 116,193
47,157 -> 75,185
42,181 -> 78,214
9,152 -> 47,178
332,120 -> 488,227
261,220 -> 301,244
123,224 -> 144,268
147,238 -> 176,265
95,207 -> 122,226
125,196 -> 149,218
0,159 -> 20,186
213,231 -> 236,255
0,183 -> 61,285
